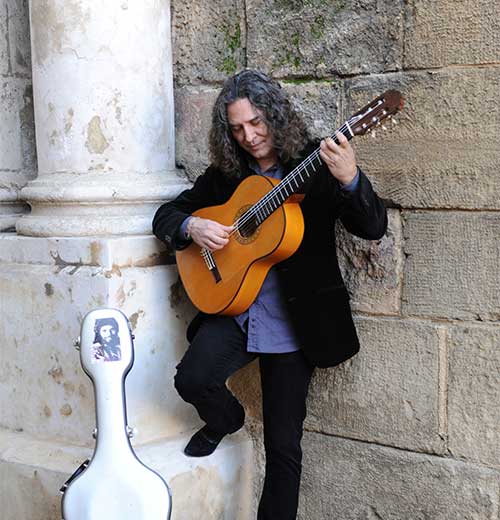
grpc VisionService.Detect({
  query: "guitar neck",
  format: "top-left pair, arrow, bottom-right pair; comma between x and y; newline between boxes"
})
241,121 -> 354,228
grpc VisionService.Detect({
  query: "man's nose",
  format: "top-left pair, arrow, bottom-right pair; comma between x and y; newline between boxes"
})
243,126 -> 256,144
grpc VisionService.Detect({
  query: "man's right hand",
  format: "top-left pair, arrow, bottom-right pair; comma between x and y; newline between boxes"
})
187,217 -> 234,251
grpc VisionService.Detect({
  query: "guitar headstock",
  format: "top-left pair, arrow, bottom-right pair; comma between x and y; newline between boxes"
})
348,90 -> 404,137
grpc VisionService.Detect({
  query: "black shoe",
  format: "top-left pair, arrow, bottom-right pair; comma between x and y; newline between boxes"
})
184,426 -> 225,457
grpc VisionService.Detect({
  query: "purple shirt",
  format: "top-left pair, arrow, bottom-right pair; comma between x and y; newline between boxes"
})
180,163 -> 360,354
233,163 -> 300,353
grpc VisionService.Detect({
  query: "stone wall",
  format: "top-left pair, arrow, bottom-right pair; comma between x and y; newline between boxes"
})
172,0 -> 500,518
0,0 -> 35,231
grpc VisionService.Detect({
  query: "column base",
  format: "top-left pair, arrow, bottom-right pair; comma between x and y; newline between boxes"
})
17,171 -> 190,237
0,172 -> 31,231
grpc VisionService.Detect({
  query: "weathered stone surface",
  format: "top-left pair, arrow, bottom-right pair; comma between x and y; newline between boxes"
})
299,433 -> 500,520
0,2 -> 8,75
283,80 -> 341,139
337,209 -> 402,315
0,241 -> 198,445
404,0 -> 500,69
0,0 -> 35,231
229,359 -> 262,422
171,0 -> 246,86
174,85 -> 219,180
0,77 -> 34,172
448,325 -> 500,468
402,211 -> 500,322
0,428 -> 255,520
247,0 -> 404,78
306,317 -> 446,454
343,67 -> 500,209
6,0 -> 31,76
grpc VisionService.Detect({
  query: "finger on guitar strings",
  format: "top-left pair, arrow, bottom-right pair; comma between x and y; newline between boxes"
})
319,139 -> 338,167
335,131 -> 350,148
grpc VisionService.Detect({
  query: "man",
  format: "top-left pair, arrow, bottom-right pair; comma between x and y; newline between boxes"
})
153,70 -> 387,519
92,317 -> 122,363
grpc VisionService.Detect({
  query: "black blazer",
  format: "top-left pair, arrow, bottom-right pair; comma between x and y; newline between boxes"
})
152,142 -> 387,368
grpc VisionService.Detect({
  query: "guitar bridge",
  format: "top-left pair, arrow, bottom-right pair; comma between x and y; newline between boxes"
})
201,248 -> 222,283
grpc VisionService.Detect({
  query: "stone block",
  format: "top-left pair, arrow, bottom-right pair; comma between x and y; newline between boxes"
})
282,80 -> 341,140
174,85 -> 219,180
0,236 -> 198,446
171,0 -> 246,86
0,428 -> 255,520
246,0 -> 404,78
402,211 -> 500,321
448,325 -> 500,468
342,67 -> 500,210
306,317 -> 446,454
404,0 -> 500,69
7,0 -> 32,76
337,208 -> 402,315
299,433 -> 500,519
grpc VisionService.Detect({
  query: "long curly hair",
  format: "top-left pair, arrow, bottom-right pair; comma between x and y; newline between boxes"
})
209,70 -> 309,177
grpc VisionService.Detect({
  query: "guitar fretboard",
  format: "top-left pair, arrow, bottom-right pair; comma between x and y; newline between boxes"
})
236,121 -> 354,234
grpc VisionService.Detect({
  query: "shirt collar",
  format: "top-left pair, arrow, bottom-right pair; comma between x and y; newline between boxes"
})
249,161 -> 283,179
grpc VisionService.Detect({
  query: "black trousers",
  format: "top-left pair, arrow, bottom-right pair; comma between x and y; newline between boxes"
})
174,315 -> 314,520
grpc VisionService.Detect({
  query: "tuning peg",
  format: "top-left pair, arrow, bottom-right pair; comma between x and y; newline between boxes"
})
382,125 -> 387,131
371,130 -> 377,138
392,118 -> 398,125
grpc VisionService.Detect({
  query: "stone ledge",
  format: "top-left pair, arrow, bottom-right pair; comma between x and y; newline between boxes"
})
0,235 -> 172,268
0,428 -> 255,520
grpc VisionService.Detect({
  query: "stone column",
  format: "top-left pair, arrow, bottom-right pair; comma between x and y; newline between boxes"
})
0,2 -> 254,518
18,0 -> 182,236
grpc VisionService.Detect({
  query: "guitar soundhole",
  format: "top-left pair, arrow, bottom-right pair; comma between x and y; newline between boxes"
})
235,205 -> 260,244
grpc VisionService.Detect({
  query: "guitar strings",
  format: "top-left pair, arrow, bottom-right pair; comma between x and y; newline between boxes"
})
231,125 -> 347,235
227,120 -> 353,239
231,144 -> 329,238
229,98 -> 391,237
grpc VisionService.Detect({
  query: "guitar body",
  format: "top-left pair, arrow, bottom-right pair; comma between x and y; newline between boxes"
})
175,90 -> 404,316
176,175 -> 304,315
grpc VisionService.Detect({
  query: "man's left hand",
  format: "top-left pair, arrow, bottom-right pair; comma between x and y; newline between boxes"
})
319,132 -> 357,186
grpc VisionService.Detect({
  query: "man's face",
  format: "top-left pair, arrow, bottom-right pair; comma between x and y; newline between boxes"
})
227,97 -> 278,171
99,325 -> 115,344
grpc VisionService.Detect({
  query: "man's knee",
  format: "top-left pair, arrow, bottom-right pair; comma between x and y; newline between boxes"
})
174,364 -> 210,403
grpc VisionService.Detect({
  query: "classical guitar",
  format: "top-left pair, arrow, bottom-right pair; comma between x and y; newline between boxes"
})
61,308 -> 172,519
176,90 -> 404,316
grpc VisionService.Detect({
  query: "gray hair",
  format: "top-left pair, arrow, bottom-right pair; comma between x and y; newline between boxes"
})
209,70 -> 309,177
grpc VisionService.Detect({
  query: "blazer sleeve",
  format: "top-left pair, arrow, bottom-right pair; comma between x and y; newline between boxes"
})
335,167 -> 388,240
152,167 -> 217,250
296,140 -> 387,241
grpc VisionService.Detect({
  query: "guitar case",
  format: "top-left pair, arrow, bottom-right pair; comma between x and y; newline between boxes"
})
60,308 -> 172,519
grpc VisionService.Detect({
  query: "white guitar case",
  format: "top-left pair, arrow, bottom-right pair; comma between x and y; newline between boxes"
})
60,308 -> 172,519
